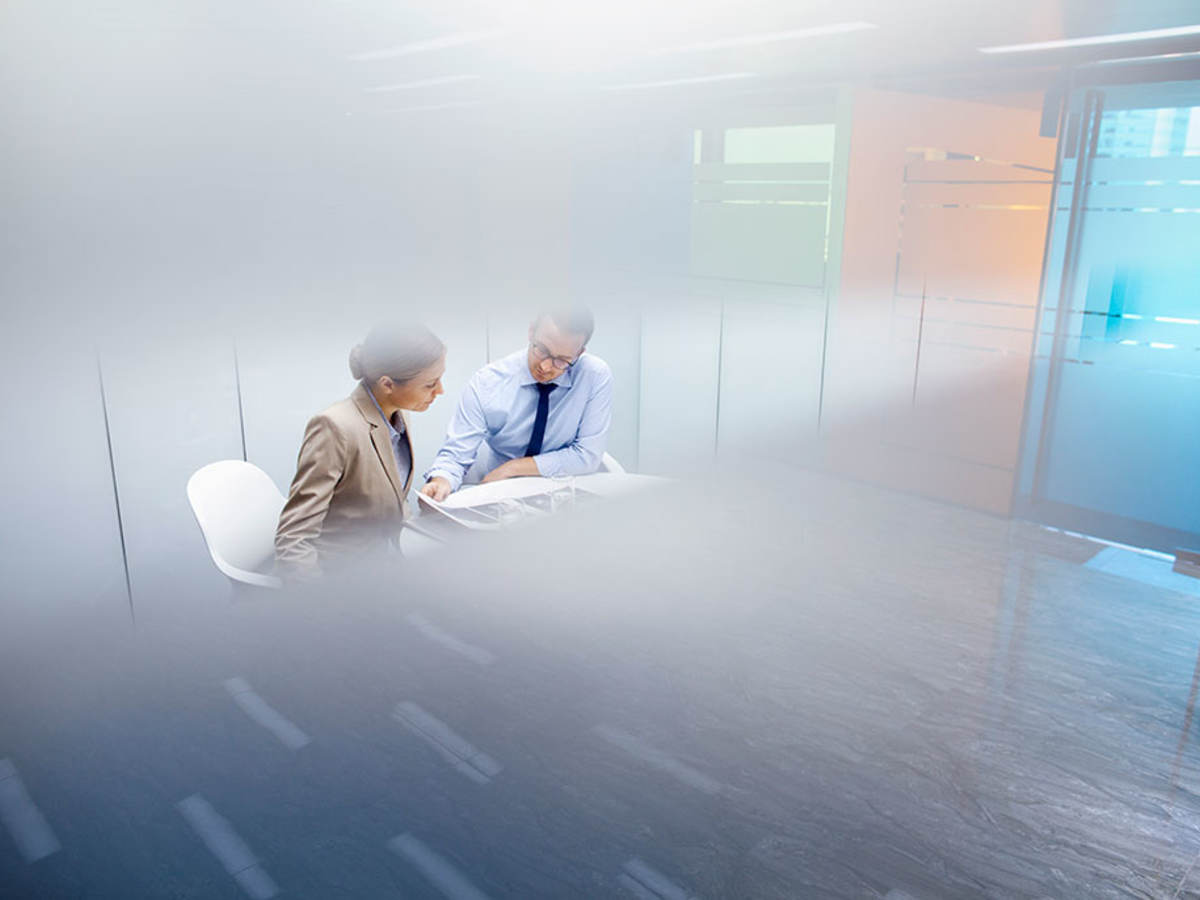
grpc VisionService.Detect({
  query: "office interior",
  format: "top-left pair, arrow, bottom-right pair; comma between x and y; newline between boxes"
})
4,0 -> 1200,896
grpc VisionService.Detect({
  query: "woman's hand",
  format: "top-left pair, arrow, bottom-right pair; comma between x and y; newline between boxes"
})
421,477 -> 452,501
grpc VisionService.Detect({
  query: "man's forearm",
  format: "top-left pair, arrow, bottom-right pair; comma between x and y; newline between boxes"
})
530,440 -> 604,478
482,456 -> 540,482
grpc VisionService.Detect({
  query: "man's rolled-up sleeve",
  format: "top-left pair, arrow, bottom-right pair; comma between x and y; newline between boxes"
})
425,380 -> 490,492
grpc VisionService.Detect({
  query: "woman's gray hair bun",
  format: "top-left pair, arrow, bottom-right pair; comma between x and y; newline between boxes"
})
348,344 -> 366,381
349,323 -> 444,385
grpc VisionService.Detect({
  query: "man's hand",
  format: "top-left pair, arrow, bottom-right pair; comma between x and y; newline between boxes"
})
421,477 -> 452,501
481,457 -> 539,484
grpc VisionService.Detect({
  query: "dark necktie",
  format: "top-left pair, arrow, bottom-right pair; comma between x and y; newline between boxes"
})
525,383 -> 557,457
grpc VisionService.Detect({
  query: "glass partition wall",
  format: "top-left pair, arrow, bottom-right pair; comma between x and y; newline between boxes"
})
1016,67 -> 1200,553
637,99 -> 847,473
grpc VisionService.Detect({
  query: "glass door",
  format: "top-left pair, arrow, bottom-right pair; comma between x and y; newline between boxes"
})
1017,75 -> 1200,552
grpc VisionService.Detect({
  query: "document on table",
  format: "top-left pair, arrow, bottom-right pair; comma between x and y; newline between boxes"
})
416,493 -> 504,529
416,473 -> 665,530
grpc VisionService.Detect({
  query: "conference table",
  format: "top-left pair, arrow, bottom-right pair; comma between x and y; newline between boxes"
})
400,471 -> 666,554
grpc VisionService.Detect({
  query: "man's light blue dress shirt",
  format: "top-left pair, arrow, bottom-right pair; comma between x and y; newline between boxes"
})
426,348 -> 613,491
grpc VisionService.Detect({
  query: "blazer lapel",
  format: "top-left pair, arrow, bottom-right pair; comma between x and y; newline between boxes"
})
352,384 -> 405,507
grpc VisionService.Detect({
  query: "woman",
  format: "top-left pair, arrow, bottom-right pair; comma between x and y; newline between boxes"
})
275,322 -> 446,580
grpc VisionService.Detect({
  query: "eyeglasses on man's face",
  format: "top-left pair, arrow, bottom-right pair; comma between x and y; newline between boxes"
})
529,339 -> 581,370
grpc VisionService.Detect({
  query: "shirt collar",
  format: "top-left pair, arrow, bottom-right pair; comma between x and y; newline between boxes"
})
364,385 -> 405,438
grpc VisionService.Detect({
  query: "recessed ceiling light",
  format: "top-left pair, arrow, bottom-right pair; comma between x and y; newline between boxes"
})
654,22 -> 878,54
599,72 -> 758,91
366,75 -> 481,93
350,30 -> 506,62
980,24 -> 1200,54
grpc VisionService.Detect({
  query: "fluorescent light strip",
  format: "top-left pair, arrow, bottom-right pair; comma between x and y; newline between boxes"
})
599,72 -> 757,91
378,101 -> 481,114
367,74 -> 480,93
1157,316 -> 1200,325
654,21 -> 877,54
350,30 -> 505,62
1095,49 -> 1200,66
980,24 -> 1200,54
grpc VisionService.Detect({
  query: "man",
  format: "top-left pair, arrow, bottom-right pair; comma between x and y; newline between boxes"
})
421,308 -> 613,500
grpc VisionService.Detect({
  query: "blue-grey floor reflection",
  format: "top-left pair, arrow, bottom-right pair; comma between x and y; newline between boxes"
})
3,468 -> 1200,898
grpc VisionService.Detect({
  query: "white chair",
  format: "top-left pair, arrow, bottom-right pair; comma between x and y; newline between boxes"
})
186,461 -> 284,590
598,452 -> 626,474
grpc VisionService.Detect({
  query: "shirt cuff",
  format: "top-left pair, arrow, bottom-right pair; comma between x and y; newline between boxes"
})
424,468 -> 463,492
532,452 -> 563,478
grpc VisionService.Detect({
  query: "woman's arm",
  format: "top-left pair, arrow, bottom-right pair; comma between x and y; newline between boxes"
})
275,414 -> 346,581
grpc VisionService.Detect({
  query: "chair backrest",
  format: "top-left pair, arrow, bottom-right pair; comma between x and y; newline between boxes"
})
186,461 -> 285,583
599,452 -> 626,474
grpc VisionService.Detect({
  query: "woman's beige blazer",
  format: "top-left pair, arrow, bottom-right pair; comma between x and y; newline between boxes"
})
275,383 -> 413,579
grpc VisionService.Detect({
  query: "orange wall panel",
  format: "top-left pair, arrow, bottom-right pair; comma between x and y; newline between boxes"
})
823,88 -> 1057,515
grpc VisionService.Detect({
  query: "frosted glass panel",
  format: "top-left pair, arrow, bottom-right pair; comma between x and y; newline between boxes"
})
717,295 -> 825,458
0,336 -> 128,612
724,125 -> 835,164
691,123 -> 834,285
1044,361 -> 1200,533
691,202 -> 828,286
486,315 -> 529,364
239,323 -> 363,502
100,334 -> 244,612
638,302 -> 721,474
583,306 -> 641,472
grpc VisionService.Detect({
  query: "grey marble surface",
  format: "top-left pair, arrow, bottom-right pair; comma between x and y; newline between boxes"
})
3,469 -> 1200,898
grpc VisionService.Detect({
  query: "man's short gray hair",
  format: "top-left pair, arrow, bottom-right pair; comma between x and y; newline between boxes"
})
535,307 -> 595,344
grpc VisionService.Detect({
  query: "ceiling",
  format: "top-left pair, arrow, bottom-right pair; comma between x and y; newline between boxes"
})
4,0 -> 1200,122
329,0 -> 1200,107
